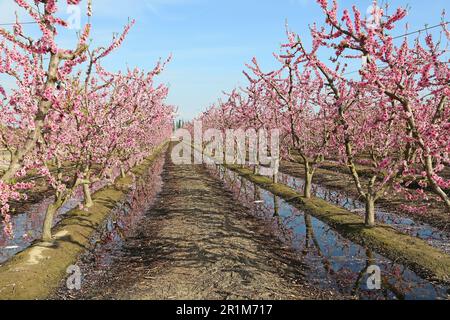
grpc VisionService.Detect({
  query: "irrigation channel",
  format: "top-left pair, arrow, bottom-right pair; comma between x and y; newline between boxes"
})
276,173 -> 450,255
0,179 -> 111,264
46,142 -> 450,300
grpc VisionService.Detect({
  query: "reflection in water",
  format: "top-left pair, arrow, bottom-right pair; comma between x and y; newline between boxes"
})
0,156 -> 165,266
278,173 -> 450,255
273,196 -> 280,217
86,155 -> 165,269
211,165 -> 450,300
0,179 -> 109,264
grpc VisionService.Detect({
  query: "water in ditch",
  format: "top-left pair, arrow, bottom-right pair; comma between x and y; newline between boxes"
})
277,172 -> 450,255
0,179 -> 110,265
208,165 -> 450,300
0,158 -> 163,265
76,154 -> 166,270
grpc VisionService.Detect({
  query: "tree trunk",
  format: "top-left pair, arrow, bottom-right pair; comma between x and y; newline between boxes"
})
83,183 -> 93,208
301,158 -> 316,199
365,195 -> 376,227
272,158 -> 280,184
254,187 -> 260,202
273,196 -> 279,217
1,159 -> 21,182
42,202 -> 60,242
304,170 -> 313,199
1,53 -> 62,182
425,155 -> 450,208
120,166 -> 126,179
42,179 -> 78,242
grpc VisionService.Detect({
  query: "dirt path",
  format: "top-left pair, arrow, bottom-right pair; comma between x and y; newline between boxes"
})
56,146 -> 334,300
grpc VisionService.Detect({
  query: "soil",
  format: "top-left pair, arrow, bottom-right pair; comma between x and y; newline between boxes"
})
281,161 -> 450,233
54,145 -> 338,300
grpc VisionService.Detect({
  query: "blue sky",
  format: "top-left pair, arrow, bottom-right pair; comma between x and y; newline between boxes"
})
1,0 -> 449,120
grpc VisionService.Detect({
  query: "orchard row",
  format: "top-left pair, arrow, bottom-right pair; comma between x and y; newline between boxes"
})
0,0 -> 175,240
196,0 -> 449,226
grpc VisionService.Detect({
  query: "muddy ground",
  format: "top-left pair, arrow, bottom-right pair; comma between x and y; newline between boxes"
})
281,161 -> 450,233
54,146 -> 338,300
